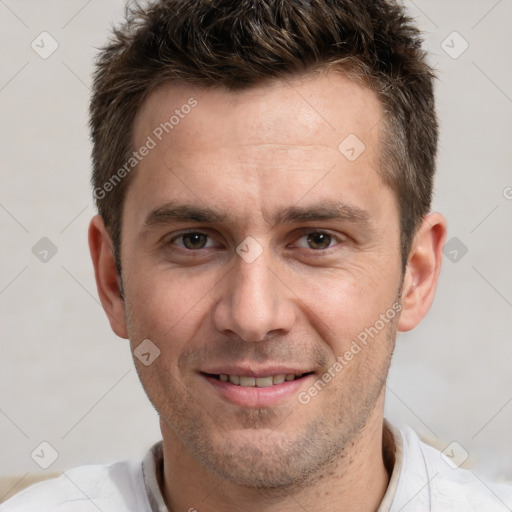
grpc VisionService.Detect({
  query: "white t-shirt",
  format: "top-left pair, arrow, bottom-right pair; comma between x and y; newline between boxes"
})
3,422 -> 512,511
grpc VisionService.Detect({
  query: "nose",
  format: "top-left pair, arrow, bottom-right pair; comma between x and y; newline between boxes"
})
212,248 -> 296,342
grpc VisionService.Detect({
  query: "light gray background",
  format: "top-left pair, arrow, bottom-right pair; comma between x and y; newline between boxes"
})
1,0 -> 511,485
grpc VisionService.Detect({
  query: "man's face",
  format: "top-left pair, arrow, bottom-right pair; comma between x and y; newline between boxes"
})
121,71 -> 403,487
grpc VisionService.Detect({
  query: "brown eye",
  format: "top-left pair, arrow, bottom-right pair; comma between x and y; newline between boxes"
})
306,232 -> 333,250
179,233 -> 209,250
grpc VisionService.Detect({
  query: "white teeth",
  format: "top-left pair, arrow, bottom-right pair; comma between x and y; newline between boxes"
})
272,374 -> 286,384
255,377 -> 274,387
239,376 -> 256,387
229,375 -> 240,385
218,373 -> 303,386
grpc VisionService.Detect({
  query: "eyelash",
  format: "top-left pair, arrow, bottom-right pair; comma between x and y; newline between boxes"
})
166,229 -> 345,253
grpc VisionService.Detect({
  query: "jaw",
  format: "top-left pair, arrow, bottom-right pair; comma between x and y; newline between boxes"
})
157,389 -> 390,512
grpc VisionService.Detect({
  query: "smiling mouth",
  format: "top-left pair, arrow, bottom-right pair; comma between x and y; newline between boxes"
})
204,372 -> 314,388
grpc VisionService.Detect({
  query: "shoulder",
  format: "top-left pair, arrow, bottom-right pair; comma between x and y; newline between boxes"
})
394,423 -> 512,512
1,459 -> 151,512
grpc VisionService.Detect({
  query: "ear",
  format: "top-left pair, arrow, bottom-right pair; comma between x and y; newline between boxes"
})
88,215 -> 128,339
397,212 -> 447,332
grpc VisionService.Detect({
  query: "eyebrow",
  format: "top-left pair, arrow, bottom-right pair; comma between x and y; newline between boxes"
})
143,200 -> 372,230
274,201 -> 371,226
145,203 -> 228,227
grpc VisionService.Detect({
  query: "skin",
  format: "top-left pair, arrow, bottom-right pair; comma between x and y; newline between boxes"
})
89,70 -> 446,512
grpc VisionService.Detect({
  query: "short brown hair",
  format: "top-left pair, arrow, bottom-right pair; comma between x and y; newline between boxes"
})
90,0 -> 437,271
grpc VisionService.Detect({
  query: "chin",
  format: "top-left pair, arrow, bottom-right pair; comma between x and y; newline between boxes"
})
187,422 -> 346,491
198,443 -> 314,489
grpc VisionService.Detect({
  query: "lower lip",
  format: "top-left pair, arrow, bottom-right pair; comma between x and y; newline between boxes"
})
203,374 -> 313,408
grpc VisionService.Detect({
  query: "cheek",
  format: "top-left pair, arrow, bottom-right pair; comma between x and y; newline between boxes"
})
295,263 -> 399,350
125,268 -> 215,345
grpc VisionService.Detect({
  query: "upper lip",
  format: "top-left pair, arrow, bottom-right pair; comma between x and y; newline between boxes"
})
201,366 -> 313,377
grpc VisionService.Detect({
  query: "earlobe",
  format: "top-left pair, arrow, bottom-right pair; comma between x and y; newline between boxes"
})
88,215 -> 129,339
397,212 -> 447,332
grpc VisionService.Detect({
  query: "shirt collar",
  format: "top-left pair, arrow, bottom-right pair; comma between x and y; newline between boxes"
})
377,419 -> 405,512
142,441 -> 168,512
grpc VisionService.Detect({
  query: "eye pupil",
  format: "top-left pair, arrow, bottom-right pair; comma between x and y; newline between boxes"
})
183,233 -> 207,249
307,232 -> 331,250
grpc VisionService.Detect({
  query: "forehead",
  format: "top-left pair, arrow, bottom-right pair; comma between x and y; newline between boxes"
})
126,71 -> 393,231
134,71 -> 382,153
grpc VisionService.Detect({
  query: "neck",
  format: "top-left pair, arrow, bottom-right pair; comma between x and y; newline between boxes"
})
160,398 -> 392,512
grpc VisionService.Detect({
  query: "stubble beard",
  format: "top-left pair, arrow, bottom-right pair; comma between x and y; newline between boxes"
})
123,281 -> 399,493
152,326 -> 396,493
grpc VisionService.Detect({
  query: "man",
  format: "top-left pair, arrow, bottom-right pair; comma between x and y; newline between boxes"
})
3,0 -> 512,511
